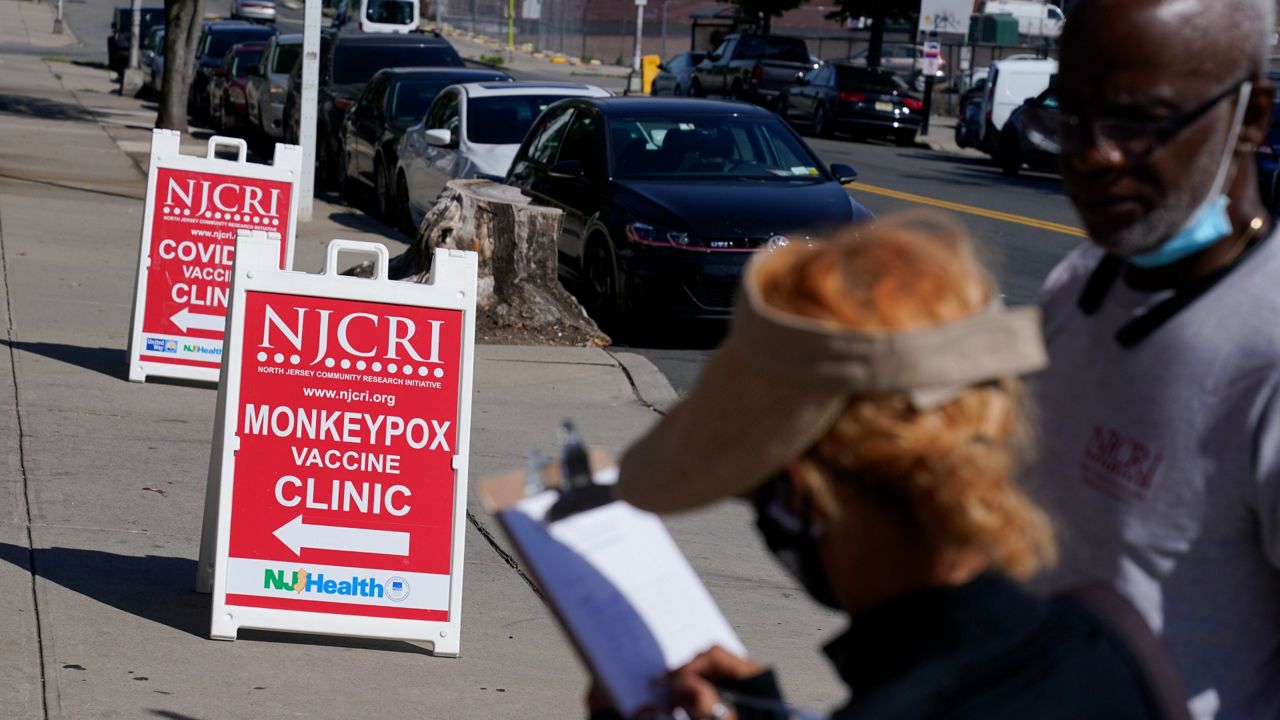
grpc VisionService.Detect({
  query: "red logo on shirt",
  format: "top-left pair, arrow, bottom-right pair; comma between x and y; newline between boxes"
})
1079,424 -> 1163,504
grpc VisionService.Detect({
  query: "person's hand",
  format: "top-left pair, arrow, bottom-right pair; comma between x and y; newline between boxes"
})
667,646 -> 766,720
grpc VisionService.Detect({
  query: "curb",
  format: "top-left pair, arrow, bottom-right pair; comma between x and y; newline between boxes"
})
608,351 -> 679,415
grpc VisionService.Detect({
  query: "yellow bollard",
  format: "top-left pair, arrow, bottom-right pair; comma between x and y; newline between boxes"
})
641,54 -> 661,95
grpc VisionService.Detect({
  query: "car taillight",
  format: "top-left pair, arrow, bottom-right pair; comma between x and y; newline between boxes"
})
211,67 -> 224,77
335,98 -> 355,111
838,91 -> 867,103
751,62 -> 762,84
902,98 -> 923,112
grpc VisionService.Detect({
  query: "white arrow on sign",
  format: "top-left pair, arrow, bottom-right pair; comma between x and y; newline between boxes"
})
273,515 -> 411,557
170,307 -> 225,333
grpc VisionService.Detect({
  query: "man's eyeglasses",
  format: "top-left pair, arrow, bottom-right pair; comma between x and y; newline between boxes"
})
1028,77 -> 1251,161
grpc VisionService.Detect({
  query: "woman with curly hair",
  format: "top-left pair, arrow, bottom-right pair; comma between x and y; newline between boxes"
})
605,212 -> 1185,720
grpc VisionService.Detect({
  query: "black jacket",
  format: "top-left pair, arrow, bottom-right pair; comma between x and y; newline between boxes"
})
723,573 -> 1166,720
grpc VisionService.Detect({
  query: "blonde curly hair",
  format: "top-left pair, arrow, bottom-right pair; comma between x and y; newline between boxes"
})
756,213 -> 1056,580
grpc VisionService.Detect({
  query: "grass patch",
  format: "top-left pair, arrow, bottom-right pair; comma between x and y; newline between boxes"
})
478,53 -> 505,67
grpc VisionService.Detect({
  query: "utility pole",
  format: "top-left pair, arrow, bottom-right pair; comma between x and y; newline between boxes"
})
120,0 -> 145,95
660,0 -> 668,59
631,0 -> 646,72
435,0 -> 442,29
299,0 -> 321,221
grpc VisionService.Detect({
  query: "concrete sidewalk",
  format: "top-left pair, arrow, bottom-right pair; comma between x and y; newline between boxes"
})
0,2 -> 845,718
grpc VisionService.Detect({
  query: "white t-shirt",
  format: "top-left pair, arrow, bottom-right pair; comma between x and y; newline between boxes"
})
1028,236 -> 1280,720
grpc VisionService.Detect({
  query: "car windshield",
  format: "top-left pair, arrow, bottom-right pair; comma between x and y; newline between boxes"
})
120,8 -> 166,32
232,49 -> 264,77
333,45 -> 462,85
836,66 -> 908,92
467,94 -> 583,144
609,115 -> 825,182
388,78 -> 458,120
272,43 -> 300,74
204,29 -> 274,59
365,0 -> 414,24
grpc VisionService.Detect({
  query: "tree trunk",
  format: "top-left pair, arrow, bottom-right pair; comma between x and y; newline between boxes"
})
867,4 -> 886,69
352,180 -> 610,347
156,0 -> 203,131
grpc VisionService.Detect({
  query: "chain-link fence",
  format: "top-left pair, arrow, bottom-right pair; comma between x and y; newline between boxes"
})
433,0 -> 699,67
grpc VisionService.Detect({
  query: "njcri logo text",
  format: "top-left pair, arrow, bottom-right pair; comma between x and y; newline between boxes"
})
258,304 -> 446,371
263,568 -> 408,602
164,177 -> 282,222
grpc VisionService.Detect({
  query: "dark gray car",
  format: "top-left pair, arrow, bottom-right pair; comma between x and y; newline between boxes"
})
650,52 -> 704,97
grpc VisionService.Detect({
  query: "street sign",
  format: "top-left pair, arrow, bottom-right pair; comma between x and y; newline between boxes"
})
922,41 -> 942,78
199,232 -> 478,656
126,130 -> 301,384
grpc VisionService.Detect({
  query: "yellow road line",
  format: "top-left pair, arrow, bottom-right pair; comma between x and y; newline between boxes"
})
848,182 -> 1088,238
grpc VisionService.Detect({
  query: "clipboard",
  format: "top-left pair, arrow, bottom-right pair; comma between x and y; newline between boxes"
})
479,427 -> 747,718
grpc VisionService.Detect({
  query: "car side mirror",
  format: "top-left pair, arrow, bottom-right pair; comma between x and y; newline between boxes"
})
830,163 -> 858,184
549,160 -> 585,179
424,128 -> 454,148
657,63 -> 667,71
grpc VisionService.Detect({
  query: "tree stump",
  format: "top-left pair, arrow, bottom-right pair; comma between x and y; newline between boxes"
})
352,179 -> 609,347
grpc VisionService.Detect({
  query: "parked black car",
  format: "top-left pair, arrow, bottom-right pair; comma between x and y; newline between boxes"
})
506,98 -> 871,321
284,30 -> 464,187
107,5 -> 165,73
998,88 -> 1060,177
650,52 -> 705,96
188,20 -> 277,121
339,67 -> 511,217
779,64 -> 923,146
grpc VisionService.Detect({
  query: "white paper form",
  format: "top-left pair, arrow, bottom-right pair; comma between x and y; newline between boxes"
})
501,490 -> 746,718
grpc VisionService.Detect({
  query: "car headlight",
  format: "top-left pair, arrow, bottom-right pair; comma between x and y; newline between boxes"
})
625,221 -> 692,247
230,86 -> 245,103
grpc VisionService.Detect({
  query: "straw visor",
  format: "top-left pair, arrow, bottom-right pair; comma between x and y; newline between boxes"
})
616,255 -> 1047,515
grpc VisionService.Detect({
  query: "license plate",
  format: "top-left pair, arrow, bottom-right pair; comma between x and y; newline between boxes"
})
875,101 -> 894,112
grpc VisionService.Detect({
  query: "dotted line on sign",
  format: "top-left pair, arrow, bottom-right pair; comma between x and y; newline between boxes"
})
161,206 -> 281,225
256,351 -> 446,378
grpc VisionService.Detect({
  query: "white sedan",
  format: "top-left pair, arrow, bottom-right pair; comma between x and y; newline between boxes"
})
394,81 -> 611,231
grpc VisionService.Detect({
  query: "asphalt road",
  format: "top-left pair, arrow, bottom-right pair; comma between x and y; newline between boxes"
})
54,1 -> 1086,395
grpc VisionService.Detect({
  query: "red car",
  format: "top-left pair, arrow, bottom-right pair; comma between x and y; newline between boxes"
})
212,41 -> 266,132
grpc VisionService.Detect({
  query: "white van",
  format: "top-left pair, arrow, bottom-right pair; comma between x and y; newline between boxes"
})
978,56 -> 1057,154
981,0 -> 1066,37
332,0 -> 420,33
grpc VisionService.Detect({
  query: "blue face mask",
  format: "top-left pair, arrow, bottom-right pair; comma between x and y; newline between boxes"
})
1129,195 -> 1233,268
1128,83 -> 1252,269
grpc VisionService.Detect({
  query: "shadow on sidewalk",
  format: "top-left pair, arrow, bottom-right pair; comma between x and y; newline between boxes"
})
0,340 -> 128,380
0,543 -> 209,636
0,543 -> 437,655
0,92 -> 97,122
325,210 -> 411,245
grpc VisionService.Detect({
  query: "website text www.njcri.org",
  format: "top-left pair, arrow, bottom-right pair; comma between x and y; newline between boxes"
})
302,386 -> 398,408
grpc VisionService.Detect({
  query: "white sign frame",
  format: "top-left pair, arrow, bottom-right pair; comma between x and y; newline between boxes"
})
198,231 -> 478,657
922,40 -> 942,77
126,130 -> 302,385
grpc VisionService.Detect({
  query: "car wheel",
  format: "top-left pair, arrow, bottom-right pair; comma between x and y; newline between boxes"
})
316,138 -> 333,190
583,238 -> 619,326
730,81 -> 749,102
814,105 -> 832,138
396,173 -> 414,236
999,129 -> 1022,177
690,79 -> 704,98
672,83 -> 683,97
894,129 -> 917,147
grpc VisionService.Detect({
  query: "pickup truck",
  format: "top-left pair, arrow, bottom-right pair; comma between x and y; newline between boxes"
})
690,34 -> 814,106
